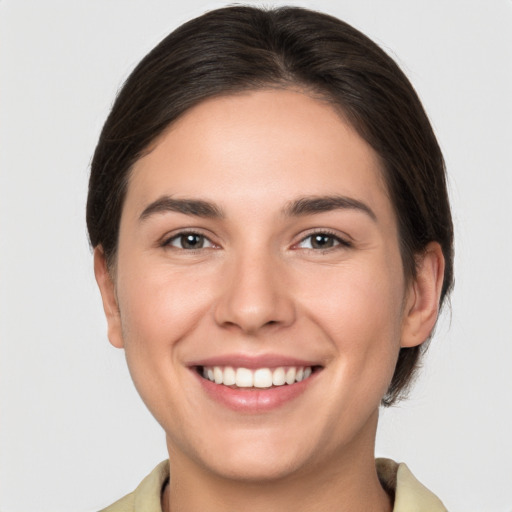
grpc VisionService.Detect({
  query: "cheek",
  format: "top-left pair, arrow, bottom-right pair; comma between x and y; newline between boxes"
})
304,261 -> 403,331
115,261 -> 215,359
113,261 -> 219,428
299,261 -> 404,381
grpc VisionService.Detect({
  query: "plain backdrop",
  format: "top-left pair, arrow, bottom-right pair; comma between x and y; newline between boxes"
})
1,1 -> 511,511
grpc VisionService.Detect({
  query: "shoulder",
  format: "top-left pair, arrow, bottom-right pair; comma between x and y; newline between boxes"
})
376,458 -> 448,512
99,460 -> 169,512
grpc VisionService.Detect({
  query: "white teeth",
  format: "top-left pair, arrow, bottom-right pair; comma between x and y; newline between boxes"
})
202,365 -> 315,388
235,367 -> 253,387
223,366 -> 236,386
253,368 -> 273,388
272,367 -> 286,386
285,367 -> 296,385
213,367 -> 223,384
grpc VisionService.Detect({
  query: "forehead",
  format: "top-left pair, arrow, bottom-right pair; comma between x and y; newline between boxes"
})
125,89 -> 391,220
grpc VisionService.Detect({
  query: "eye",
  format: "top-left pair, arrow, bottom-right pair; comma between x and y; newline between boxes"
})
164,232 -> 215,250
296,232 -> 350,250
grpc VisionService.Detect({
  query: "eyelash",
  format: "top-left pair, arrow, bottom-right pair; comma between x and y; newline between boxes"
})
161,231 -> 217,251
161,229 -> 351,252
294,230 -> 352,251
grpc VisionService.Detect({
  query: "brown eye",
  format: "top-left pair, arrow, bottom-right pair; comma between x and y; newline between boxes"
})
297,232 -> 350,250
310,234 -> 335,249
166,232 -> 214,250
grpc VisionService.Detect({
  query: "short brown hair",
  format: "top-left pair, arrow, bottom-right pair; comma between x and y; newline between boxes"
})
87,5 -> 454,406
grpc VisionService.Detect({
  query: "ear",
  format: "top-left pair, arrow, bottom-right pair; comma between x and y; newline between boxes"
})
93,247 -> 124,348
401,242 -> 445,348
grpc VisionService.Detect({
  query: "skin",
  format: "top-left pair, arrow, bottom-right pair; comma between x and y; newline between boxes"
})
95,89 -> 444,512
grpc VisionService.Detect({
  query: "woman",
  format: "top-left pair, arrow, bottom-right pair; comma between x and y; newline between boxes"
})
87,5 -> 453,511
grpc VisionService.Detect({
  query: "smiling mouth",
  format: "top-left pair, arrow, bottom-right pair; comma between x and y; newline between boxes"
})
197,365 -> 321,389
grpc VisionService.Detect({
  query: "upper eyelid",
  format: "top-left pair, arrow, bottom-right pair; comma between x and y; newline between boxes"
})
293,235 -> 352,253
161,227 -> 215,239
295,228 -> 352,244
161,229 -> 218,247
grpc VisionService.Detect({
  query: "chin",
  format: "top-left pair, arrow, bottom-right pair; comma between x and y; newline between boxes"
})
204,449 -> 306,483
178,425 -> 317,483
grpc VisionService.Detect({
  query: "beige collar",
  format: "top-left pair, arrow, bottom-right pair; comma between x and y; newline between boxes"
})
377,458 -> 447,511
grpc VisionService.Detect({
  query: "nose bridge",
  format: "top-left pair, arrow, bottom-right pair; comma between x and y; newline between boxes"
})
214,241 -> 295,333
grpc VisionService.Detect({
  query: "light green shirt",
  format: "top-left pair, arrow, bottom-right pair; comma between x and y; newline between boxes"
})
100,458 -> 447,512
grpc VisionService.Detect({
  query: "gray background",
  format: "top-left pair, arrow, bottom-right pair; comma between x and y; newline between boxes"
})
1,1 -> 511,511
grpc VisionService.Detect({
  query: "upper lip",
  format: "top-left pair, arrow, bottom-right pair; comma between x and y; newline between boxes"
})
187,354 -> 323,369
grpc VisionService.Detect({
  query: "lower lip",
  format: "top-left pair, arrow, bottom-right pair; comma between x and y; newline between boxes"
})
193,369 -> 318,413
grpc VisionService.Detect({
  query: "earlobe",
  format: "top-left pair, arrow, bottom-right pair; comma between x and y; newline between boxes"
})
93,247 -> 124,349
401,242 -> 445,348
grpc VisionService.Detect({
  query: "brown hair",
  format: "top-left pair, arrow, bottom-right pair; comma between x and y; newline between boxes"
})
86,5 -> 454,406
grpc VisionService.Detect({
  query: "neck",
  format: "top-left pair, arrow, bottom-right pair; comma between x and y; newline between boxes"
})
162,412 -> 392,512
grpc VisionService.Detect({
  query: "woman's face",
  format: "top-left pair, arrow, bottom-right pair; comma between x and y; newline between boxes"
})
97,89 -> 420,481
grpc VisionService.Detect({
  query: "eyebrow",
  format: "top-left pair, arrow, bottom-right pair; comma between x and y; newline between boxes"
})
139,194 -> 376,222
282,195 -> 377,221
139,196 -> 225,221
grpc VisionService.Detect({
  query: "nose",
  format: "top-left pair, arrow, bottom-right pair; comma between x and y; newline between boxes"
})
214,249 -> 296,335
